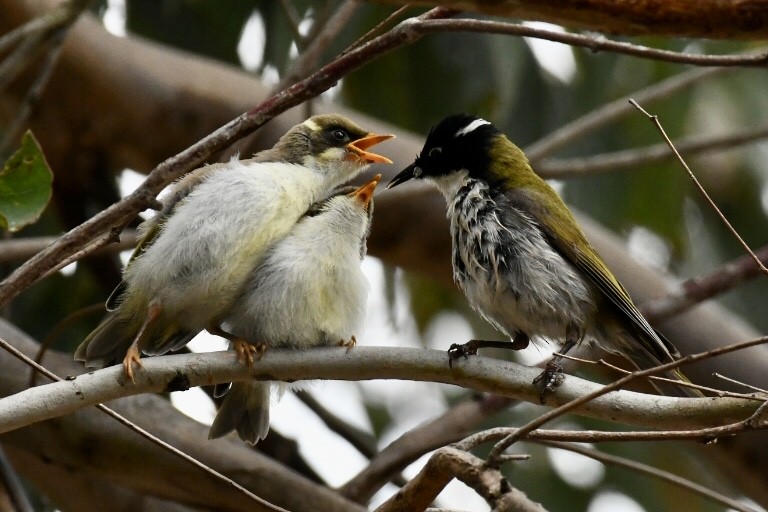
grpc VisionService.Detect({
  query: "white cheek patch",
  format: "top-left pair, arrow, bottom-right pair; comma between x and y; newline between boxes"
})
455,118 -> 491,137
303,119 -> 321,131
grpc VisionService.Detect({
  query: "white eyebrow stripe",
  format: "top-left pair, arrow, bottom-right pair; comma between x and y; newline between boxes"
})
303,119 -> 321,131
455,119 -> 491,137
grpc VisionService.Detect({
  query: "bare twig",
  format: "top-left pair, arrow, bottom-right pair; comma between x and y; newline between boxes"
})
278,0 -> 305,47
484,336 -> 768,466
279,0 -> 362,88
0,0 -> 92,54
0,335 -> 287,512
343,4 -> 413,55
714,373 -> 768,395
0,30 -> 65,156
539,441 -> 758,512
536,125 -> 768,179
375,446 -> 547,512
630,99 -> 768,277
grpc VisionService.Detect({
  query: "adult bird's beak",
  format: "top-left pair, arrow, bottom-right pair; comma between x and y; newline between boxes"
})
386,162 -> 422,189
350,174 -> 381,209
346,134 -> 395,164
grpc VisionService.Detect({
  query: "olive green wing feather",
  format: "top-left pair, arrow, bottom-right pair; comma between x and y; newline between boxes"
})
505,180 -> 678,363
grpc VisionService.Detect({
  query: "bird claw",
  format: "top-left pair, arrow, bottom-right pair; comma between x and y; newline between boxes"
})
122,347 -> 143,383
447,340 -> 480,369
234,339 -> 265,367
533,360 -> 565,403
339,336 -> 356,353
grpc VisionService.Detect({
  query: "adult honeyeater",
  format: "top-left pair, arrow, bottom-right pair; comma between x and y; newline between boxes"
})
388,114 -> 695,396
208,176 -> 379,444
75,115 -> 393,381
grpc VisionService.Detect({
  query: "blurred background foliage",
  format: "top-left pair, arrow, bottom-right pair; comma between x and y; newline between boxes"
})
3,1 -> 767,510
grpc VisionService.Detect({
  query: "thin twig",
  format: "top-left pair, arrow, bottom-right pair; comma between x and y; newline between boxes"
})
538,441 -> 758,512
343,4 -> 413,55
526,66 -> 730,161
714,373 -> 768,395
279,0 -> 362,89
536,125 -> 768,179
0,230 -> 138,264
278,0 -> 305,47
484,336 -> 768,466
0,335 -> 287,512
0,30 -> 65,156
0,0 -> 92,54
630,99 -> 768,277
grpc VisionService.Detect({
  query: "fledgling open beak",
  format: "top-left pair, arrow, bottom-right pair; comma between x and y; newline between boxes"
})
346,134 -> 395,164
386,162 -> 422,189
350,174 -> 381,208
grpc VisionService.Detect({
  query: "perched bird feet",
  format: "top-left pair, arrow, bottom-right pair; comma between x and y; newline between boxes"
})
447,340 -> 481,368
234,339 -> 266,367
122,346 -> 143,383
533,359 -> 565,403
339,335 -> 357,353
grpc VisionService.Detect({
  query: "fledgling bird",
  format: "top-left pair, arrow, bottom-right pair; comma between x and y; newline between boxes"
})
208,176 -> 379,444
75,115 -> 393,380
388,114 -> 695,396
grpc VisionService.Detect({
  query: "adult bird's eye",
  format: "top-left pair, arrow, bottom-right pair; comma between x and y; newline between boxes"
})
428,147 -> 442,158
332,129 -> 348,141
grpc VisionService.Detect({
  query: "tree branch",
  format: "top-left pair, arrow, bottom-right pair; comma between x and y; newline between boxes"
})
378,0 -> 768,39
1,346 -> 764,437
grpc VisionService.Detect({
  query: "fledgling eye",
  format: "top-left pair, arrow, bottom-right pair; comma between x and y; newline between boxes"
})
428,147 -> 442,158
332,129 -> 349,142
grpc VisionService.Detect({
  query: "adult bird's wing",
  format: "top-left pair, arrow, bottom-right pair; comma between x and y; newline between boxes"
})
504,181 -> 679,363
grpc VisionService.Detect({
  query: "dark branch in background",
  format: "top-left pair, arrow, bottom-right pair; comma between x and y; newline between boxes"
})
537,441 -> 757,512
0,231 -> 138,264
642,244 -> 768,321
0,335 -> 288,512
536,125 -> 768,178
0,447 -> 34,512
526,66 -> 733,161
415,19 -> 768,66
631,99 -> 768,277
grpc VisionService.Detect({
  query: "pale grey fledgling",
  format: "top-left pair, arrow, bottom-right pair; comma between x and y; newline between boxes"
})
208,176 -> 379,444
75,116 -> 393,381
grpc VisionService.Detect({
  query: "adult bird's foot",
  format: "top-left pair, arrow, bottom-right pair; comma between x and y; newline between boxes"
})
447,340 -> 481,368
234,339 -> 266,367
533,359 -> 565,403
122,346 -> 143,383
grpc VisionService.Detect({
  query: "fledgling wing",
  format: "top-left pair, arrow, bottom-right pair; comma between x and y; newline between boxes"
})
106,160 -> 264,310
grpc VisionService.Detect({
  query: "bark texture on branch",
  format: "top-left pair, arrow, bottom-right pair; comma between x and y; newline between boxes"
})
381,0 -> 768,39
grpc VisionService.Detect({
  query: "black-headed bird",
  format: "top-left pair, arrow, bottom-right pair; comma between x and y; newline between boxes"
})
388,114 -> 696,397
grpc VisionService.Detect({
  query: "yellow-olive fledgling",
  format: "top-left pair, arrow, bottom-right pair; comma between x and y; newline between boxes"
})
75,116 -> 393,381
209,176 -> 379,444
388,114 -> 696,397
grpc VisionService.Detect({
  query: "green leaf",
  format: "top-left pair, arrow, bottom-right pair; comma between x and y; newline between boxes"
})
0,131 -> 53,232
